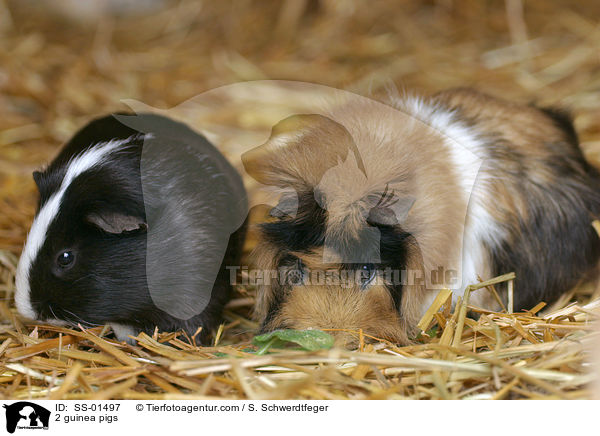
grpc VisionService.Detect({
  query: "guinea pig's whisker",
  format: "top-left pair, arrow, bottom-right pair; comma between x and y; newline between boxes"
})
57,307 -> 102,328
48,304 -> 59,320
70,273 -> 95,286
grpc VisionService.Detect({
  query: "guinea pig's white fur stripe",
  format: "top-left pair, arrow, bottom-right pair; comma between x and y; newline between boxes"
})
15,137 -> 132,319
399,95 -> 484,196
399,96 -> 504,304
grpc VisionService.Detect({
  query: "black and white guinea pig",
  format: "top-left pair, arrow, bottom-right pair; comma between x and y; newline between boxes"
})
243,87 -> 600,345
15,113 -> 248,343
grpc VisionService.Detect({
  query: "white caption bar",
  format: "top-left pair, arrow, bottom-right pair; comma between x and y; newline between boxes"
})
0,400 -> 593,435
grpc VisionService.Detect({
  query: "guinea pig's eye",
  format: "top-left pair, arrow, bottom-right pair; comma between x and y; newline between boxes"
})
56,250 -> 76,269
358,263 -> 376,289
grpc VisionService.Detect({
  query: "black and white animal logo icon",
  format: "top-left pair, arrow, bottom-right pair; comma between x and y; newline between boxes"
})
3,402 -> 50,433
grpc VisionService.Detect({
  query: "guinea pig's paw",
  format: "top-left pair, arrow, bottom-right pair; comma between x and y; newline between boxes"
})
109,323 -> 139,345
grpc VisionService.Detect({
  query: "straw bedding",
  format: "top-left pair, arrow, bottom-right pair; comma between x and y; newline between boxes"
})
1,0 -> 600,399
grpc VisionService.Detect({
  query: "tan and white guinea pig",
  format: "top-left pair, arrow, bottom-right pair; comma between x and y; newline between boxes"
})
241,87 -> 600,345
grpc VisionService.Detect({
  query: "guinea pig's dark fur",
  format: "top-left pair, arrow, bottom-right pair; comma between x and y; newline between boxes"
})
243,87 -> 600,345
15,113 -> 247,343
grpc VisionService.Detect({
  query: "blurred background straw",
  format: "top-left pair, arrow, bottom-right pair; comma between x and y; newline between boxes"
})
0,0 -> 599,399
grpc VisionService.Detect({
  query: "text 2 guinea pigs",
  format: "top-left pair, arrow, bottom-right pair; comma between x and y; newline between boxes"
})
15,113 -> 247,343
243,87 -> 600,345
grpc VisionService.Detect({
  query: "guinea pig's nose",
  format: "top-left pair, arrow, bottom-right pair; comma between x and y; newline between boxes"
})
28,298 -> 50,320
326,330 -> 361,349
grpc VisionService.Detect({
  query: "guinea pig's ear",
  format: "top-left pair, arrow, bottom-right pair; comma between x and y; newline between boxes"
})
86,212 -> 147,235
